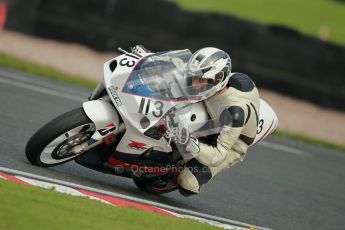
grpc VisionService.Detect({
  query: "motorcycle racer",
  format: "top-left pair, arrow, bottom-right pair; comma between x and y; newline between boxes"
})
174,47 -> 261,196
26,44 -> 277,196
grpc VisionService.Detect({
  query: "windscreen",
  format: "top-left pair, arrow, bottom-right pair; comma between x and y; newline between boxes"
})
122,49 -> 203,101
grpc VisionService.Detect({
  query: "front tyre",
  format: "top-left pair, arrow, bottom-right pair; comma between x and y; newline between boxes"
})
25,108 -> 95,167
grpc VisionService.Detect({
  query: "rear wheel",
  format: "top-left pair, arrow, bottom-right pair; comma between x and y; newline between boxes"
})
133,176 -> 178,194
25,108 -> 95,167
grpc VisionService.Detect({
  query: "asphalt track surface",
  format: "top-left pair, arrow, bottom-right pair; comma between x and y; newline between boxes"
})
0,68 -> 344,230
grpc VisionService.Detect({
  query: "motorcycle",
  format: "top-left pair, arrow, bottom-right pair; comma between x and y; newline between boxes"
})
25,47 -> 278,194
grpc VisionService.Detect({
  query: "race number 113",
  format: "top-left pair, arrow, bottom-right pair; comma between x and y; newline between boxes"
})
138,98 -> 163,118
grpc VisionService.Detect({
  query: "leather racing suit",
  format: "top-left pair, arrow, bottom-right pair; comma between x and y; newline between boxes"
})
177,72 -> 260,195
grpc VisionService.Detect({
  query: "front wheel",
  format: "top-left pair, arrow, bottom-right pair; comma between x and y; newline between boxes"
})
25,108 -> 95,167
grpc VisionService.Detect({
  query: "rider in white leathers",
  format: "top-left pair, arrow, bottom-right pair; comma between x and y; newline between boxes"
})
175,47 -> 260,196
130,45 -> 260,196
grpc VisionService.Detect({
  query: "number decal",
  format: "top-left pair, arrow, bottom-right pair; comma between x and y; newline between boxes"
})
138,98 -> 164,118
153,101 -> 164,117
257,119 -> 264,134
138,98 -> 146,114
119,53 -> 142,68
119,57 -> 135,67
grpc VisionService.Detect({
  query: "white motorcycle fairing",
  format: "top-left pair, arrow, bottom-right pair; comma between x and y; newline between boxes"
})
82,100 -> 121,141
25,47 -> 279,195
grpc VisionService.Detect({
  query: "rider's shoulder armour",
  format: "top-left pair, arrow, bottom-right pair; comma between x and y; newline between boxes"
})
227,73 -> 255,92
219,106 -> 245,128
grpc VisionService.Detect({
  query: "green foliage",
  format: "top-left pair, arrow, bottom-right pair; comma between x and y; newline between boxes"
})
0,180 -> 217,230
169,0 -> 345,46
275,130 -> 345,152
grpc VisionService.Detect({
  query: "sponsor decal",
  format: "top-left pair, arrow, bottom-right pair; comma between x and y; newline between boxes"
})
128,140 -> 147,150
108,86 -> 122,107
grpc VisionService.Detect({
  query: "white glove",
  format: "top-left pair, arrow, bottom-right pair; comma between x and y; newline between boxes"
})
171,127 -> 200,155
185,135 -> 200,155
131,45 -> 151,55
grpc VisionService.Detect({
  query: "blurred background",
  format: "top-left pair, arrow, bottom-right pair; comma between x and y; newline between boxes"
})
1,2 -> 345,229
0,0 -> 344,144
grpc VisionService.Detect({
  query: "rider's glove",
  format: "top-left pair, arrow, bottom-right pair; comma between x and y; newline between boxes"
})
173,127 -> 200,156
185,135 -> 200,155
131,45 -> 151,55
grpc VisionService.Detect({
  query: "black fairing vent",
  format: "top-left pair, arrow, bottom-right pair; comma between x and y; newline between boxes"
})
109,60 -> 117,72
144,126 -> 165,140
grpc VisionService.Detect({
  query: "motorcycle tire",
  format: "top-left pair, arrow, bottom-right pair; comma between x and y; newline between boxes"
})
25,107 -> 94,167
133,177 -> 178,195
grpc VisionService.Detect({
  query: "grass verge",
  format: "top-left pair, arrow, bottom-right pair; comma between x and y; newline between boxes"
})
0,51 -> 343,152
0,179 -> 216,230
0,52 -> 96,89
274,130 -> 345,153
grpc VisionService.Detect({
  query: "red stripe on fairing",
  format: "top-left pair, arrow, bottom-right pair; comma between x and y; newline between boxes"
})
0,3 -> 7,29
0,172 -> 31,186
78,189 -> 176,217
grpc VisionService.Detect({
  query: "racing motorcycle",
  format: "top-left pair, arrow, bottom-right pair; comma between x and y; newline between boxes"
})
25,47 -> 278,194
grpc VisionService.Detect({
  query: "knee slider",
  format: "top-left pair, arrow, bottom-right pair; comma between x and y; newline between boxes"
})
178,187 -> 198,197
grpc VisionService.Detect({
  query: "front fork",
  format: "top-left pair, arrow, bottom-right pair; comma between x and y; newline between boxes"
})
82,99 -> 126,148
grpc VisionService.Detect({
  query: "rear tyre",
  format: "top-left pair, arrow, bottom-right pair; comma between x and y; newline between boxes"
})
25,108 -> 95,167
133,177 -> 178,195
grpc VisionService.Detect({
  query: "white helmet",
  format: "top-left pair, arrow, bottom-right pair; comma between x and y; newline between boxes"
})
186,47 -> 231,99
